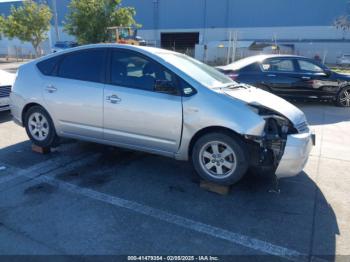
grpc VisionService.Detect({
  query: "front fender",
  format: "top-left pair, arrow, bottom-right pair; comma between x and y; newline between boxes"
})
175,90 -> 265,161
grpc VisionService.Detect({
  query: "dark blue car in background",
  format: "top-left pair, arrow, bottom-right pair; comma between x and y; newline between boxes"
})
217,55 -> 350,107
52,41 -> 79,53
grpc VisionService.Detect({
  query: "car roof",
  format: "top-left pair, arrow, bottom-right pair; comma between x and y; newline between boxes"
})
35,44 -> 177,64
216,54 -> 307,71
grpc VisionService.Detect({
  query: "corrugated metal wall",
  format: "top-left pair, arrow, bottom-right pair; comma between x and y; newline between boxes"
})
124,0 -> 348,30
1,0 -> 347,29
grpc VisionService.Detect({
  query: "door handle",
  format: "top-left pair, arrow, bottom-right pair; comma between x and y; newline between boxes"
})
267,74 -> 276,77
301,76 -> 311,80
45,85 -> 57,93
106,94 -> 121,104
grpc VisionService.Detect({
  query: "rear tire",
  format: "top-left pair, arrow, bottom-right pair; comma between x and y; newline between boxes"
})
336,86 -> 350,107
192,132 -> 249,185
24,106 -> 59,148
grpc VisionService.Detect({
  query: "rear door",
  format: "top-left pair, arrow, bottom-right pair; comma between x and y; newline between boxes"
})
42,48 -> 106,139
103,49 -> 183,154
235,62 -> 263,86
260,57 -> 306,97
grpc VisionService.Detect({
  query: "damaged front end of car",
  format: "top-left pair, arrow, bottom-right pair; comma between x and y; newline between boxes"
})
245,105 -> 312,176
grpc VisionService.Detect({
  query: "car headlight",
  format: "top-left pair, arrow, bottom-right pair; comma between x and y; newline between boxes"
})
247,104 -> 297,135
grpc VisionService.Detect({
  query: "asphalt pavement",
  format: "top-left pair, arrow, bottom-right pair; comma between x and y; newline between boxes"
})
0,102 -> 349,261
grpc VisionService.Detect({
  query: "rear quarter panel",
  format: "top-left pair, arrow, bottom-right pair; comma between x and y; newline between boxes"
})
10,62 -> 47,124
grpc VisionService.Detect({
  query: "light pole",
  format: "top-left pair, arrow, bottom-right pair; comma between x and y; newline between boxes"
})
52,0 -> 60,42
153,0 -> 159,47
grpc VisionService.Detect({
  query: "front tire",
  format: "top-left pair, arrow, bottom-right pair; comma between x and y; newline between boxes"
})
192,132 -> 249,185
24,106 -> 59,148
336,86 -> 350,107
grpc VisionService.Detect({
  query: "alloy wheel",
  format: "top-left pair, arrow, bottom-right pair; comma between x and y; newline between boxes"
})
199,141 -> 237,179
28,112 -> 50,141
339,88 -> 350,107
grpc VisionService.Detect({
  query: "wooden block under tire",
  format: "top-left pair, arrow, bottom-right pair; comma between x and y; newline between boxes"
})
31,144 -> 51,154
200,180 -> 230,195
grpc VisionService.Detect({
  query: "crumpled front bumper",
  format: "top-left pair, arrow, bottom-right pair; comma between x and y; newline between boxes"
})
275,131 -> 315,178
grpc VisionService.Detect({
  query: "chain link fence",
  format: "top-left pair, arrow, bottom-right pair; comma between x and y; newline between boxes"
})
0,45 -> 48,63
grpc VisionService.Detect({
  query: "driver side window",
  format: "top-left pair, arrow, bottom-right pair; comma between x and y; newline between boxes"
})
110,50 -> 177,93
297,60 -> 324,73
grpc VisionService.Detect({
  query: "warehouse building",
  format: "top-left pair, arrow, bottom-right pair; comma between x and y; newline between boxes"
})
0,0 -> 349,64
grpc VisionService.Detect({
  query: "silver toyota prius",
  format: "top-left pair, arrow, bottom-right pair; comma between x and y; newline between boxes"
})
10,44 -> 314,185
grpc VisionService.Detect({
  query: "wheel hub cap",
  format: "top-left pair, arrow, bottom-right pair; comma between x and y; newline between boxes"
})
199,141 -> 237,179
340,89 -> 350,107
28,112 -> 49,141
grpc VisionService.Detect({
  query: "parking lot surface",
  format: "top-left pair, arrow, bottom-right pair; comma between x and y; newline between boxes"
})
0,61 -> 29,73
0,102 -> 349,261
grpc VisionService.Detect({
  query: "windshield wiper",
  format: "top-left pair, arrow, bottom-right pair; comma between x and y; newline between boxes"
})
225,84 -> 249,89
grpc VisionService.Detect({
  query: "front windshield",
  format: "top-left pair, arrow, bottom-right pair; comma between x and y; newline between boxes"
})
158,52 -> 233,88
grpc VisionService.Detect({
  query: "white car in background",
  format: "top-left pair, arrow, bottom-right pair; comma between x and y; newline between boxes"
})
336,54 -> 350,66
0,70 -> 16,112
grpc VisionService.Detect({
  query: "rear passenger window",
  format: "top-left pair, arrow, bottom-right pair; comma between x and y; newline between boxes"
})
110,50 -> 177,92
58,49 -> 105,83
262,59 -> 295,72
37,56 -> 61,76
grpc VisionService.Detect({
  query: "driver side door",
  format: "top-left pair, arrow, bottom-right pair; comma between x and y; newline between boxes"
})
103,49 -> 183,155
295,59 -> 339,97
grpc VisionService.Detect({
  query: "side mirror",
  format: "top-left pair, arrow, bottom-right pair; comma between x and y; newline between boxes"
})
154,80 -> 178,95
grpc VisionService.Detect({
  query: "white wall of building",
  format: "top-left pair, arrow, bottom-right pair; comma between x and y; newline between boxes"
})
137,26 -> 349,64
138,26 -> 347,44
1,24 -> 349,64
0,26 -> 74,57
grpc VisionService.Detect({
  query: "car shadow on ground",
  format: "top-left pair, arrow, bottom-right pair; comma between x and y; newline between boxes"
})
64,146 -> 340,259
0,139 -> 338,259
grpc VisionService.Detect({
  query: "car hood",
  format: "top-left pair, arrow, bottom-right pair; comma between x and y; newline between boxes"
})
222,86 -> 307,125
0,70 -> 16,86
333,71 -> 350,80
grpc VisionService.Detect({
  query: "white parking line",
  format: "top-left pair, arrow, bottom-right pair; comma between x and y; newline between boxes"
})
0,152 -> 97,186
14,168 -> 309,261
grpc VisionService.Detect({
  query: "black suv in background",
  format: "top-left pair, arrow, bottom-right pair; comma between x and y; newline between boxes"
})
217,55 -> 350,107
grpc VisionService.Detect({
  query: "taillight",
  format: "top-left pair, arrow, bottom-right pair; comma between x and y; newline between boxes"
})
228,73 -> 239,80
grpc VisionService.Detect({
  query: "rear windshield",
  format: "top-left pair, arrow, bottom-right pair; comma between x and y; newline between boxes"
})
225,56 -> 262,71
